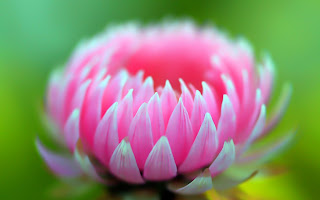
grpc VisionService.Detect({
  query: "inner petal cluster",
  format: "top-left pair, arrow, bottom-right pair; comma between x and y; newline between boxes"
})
45,22 -> 276,185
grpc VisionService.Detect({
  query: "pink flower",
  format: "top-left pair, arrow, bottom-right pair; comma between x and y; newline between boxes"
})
37,21 -> 293,195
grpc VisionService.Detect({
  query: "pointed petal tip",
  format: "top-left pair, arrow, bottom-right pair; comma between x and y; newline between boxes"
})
36,138 -> 82,178
256,88 -> 262,102
109,138 -> 145,184
129,102 -> 153,169
94,101 -> 119,166
168,169 -> 213,195
204,112 -> 212,120
166,97 -> 194,165
143,136 -> 177,181
99,75 -> 111,88
64,109 -> 81,152
149,91 -> 160,101
165,79 -> 173,88
179,112 -> 218,173
222,94 -> 230,103
178,78 -> 186,88
209,140 -> 235,177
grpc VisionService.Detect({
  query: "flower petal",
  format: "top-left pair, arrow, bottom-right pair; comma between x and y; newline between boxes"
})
259,53 -> 275,104
202,82 -> 219,124
94,102 -> 119,166
101,70 -> 128,114
117,89 -> 133,140
143,136 -> 177,181
217,95 -> 236,149
46,69 -> 63,123
237,104 -> 267,156
36,139 -> 82,178
237,129 -> 296,165
212,171 -> 258,191
166,98 -> 194,165
57,74 -> 73,126
64,109 -> 80,152
109,138 -> 145,184
80,74 -> 110,150
74,140 -> 103,182
160,80 -> 178,127
221,75 -> 240,114
122,70 -> 144,97
179,79 -> 194,116
179,113 -> 218,173
191,91 -> 209,134
241,70 -> 250,107
168,169 -> 213,195
247,89 -> 263,132
262,83 -> 292,136
134,77 -> 155,113
209,140 -> 235,177
147,93 -> 165,143
247,104 -> 266,144
129,103 -> 154,169
70,79 -> 91,115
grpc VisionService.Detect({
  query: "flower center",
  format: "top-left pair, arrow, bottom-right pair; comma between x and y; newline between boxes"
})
124,33 -> 214,91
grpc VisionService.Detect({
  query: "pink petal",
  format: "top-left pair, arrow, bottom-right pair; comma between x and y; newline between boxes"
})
168,169 -> 213,195
70,79 -> 91,113
101,70 -> 128,114
202,82 -> 219,124
109,138 -> 145,184
259,53 -> 275,104
241,70 -> 250,105
80,75 -> 110,150
134,77 -> 155,114
74,142 -> 103,182
237,89 -> 263,143
40,112 -> 64,146
128,103 -> 154,169
36,139 -> 82,178
122,70 -> 144,97
191,90 -> 208,134
247,104 -> 266,143
179,113 -> 218,173
166,98 -> 194,166
63,66 -> 92,121
117,89 -> 133,140
237,104 -> 266,156
209,140 -> 235,177
56,74 -> 73,126
262,83 -> 292,136
94,103 -> 119,167
147,93 -> 165,143
160,80 -> 178,127
143,136 -> 177,181
64,109 -> 80,152
46,69 -> 63,124
221,75 -> 240,114
217,95 -> 236,148
236,70 -> 254,138
98,47 -> 116,69
179,79 -> 194,116
188,83 -> 197,96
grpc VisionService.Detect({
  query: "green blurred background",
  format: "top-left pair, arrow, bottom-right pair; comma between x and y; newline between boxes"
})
0,0 -> 319,199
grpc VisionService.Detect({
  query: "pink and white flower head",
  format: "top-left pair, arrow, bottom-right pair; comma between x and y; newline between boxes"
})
37,21 -> 293,196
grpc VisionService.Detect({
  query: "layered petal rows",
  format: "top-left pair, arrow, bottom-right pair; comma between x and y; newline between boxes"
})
38,21 -> 292,194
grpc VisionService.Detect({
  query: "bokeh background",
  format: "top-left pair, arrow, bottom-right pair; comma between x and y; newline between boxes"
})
0,0 -> 319,199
